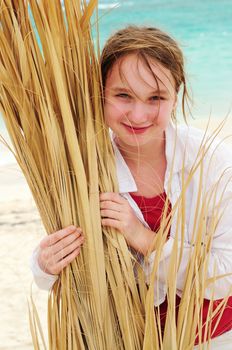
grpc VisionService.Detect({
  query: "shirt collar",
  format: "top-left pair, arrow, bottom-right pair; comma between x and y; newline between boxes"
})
110,132 -> 138,193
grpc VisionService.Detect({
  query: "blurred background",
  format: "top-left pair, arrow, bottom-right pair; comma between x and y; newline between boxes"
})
1,0 -> 232,165
97,0 -> 232,118
0,2 -> 231,348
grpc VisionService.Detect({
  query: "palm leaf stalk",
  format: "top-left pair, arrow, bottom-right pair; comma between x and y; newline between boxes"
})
0,0 -> 145,348
0,1 -> 230,349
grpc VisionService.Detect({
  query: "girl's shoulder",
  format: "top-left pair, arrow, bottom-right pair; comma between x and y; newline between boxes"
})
174,121 -> 232,158
166,122 -> 232,175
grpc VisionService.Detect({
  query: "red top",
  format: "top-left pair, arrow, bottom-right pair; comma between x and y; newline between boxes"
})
130,192 -> 232,344
130,192 -> 171,233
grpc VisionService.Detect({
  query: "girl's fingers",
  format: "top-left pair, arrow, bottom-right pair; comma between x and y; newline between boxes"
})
100,192 -> 125,204
40,225 -> 80,249
101,218 -> 122,231
54,235 -> 85,262
38,226 -> 84,274
40,236 -> 84,275
52,230 -> 82,255
100,200 -> 122,212
56,247 -> 81,273
100,209 -> 121,221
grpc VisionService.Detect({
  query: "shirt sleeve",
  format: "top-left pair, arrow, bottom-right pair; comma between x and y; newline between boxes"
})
30,245 -> 58,290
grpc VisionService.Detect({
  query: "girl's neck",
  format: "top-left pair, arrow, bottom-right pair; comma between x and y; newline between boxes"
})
116,134 -> 167,198
115,133 -> 166,167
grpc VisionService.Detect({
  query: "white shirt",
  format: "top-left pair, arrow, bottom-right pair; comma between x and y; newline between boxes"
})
30,122 -> 232,305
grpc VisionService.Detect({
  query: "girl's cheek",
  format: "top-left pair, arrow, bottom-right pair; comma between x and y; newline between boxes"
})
155,106 -> 172,126
107,104 -> 127,121
105,116 -> 112,128
103,105 -> 112,122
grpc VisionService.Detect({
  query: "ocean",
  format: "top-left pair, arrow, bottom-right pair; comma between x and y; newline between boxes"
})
1,0 -> 232,164
97,0 -> 232,117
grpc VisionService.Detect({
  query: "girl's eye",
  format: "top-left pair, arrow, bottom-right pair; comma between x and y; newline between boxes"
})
116,93 -> 131,99
150,96 -> 163,101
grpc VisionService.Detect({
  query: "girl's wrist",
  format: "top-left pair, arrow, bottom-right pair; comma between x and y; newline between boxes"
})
135,226 -> 156,256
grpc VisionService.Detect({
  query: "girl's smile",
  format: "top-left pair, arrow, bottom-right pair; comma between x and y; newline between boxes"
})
121,123 -> 153,134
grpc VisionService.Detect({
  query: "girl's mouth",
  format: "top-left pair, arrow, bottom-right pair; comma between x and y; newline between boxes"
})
122,123 -> 152,134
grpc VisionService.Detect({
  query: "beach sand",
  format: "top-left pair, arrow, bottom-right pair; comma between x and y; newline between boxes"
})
0,163 -> 47,349
0,117 -> 231,349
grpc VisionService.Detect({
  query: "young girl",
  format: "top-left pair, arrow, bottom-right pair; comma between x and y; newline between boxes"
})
31,26 -> 232,348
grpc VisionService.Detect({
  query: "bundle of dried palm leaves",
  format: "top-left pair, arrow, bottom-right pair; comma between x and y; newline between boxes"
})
0,0 -> 145,348
0,1 -> 230,349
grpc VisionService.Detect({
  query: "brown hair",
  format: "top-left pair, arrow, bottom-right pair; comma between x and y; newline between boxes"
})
100,26 -> 191,120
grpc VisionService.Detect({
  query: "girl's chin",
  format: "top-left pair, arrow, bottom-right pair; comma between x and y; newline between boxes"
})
116,135 -> 154,148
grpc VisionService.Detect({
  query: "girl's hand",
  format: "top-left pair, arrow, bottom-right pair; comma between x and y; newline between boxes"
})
100,192 -> 155,255
38,225 -> 84,275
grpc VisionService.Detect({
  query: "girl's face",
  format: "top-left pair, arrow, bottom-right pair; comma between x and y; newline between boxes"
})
104,54 -> 177,149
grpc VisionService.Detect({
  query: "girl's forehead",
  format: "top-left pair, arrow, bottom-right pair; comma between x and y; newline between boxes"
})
107,53 -> 175,92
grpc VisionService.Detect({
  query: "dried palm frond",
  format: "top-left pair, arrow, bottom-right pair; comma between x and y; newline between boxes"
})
1,1 -> 231,349
0,1 -> 145,348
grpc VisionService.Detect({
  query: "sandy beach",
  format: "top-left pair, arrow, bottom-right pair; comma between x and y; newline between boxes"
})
0,117 -> 231,349
0,163 -> 47,349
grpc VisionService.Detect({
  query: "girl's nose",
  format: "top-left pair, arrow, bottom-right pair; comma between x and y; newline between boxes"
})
127,101 -> 152,124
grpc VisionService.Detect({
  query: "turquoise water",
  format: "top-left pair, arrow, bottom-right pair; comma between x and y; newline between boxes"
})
98,0 -> 232,117
1,0 -> 232,163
